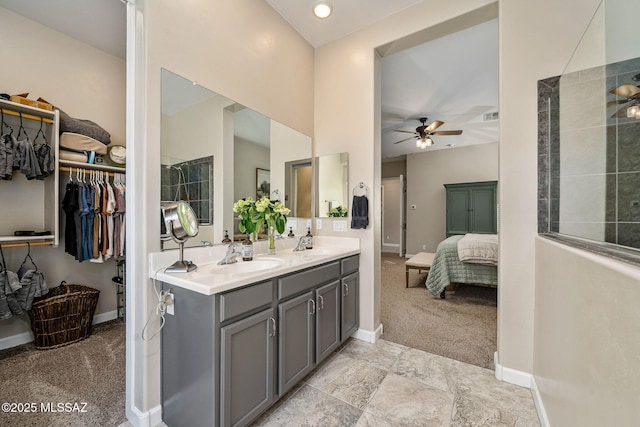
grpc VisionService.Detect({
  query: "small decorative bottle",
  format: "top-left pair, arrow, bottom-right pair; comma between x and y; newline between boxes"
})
287,227 -> 295,238
242,232 -> 254,261
305,227 -> 313,250
222,230 -> 232,244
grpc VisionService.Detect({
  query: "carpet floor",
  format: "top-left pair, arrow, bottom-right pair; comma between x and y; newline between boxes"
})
0,320 -> 126,427
380,252 -> 497,369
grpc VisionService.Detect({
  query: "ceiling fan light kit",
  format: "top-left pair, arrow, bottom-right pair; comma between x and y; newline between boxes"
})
627,105 -> 640,119
393,117 -> 462,149
313,1 -> 333,19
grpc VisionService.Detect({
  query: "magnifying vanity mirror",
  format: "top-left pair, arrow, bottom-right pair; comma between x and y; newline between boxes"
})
163,201 -> 199,273
160,68 -> 312,248
316,152 -> 349,218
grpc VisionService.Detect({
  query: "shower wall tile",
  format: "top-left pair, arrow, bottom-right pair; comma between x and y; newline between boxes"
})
617,172 -> 640,222
618,121 -> 640,172
618,223 -> 640,248
560,127 -> 608,176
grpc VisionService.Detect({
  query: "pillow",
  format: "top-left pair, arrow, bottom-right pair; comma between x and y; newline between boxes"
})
58,109 -> 111,145
60,132 -> 108,155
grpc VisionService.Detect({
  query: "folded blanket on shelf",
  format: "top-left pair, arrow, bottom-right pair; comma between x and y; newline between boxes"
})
457,233 -> 498,266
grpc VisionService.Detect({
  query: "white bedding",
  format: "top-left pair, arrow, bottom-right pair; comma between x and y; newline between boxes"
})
457,233 -> 498,266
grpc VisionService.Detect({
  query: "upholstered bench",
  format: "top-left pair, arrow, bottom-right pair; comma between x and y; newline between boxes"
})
405,252 -> 435,288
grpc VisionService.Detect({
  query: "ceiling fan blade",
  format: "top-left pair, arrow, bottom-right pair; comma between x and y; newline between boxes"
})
393,136 -> 417,144
609,84 -> 640,98
425,120 -> 444,132
394,129 -> 417,134
606,99 -> 630,108
431,130 -> 463,136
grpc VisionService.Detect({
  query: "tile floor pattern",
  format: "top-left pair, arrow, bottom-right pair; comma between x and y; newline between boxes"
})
120,339 -> 541,427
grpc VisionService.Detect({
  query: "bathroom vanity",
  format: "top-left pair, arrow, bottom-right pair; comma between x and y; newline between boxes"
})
150,237 -> 359,427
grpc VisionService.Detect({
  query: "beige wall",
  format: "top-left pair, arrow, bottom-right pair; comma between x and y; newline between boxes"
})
406,143 -> 498,255
135,0 -> 315,414
535,237 -> 640,426
234,138 -> 270,201
382,160 -> 406,178
498,0 -> 603,375
0,8 -> 126,343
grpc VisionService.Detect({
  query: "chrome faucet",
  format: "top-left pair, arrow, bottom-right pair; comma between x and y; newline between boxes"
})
293,236 -> 307,252
201,240 -> 212,247
218,243 -> 242,265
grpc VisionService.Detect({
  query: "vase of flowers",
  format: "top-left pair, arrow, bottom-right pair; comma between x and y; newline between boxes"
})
233,197 -> 261,241
327,205 -> 348,217
255,196 -> 291,254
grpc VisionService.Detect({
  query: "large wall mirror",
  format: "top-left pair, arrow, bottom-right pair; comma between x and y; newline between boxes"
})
316,152 -> 349,218
161,68 -> 312,247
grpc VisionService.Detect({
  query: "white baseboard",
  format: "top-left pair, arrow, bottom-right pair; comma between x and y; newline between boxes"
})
127,404 -> 162,427
381,244 -> 399,253
352,323 -> 383,343
531,375 -> 551,427
0,310 -> 118,351
493,351 -> 532,388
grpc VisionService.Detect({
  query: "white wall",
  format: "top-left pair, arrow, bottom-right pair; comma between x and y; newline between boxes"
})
535,237 -> 640,426
0,8 -> 126,344
234,138 -> 270,201
406,143 -> 498,254
134,0 -> 315,417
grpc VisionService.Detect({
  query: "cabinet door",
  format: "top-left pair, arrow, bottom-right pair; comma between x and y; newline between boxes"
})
220,308 -> 276,427
316,280 -> 341,363
341,273 -> 359,341
278,291 -> 315,395
446,188 -> 470,236
470,187 -> 496,233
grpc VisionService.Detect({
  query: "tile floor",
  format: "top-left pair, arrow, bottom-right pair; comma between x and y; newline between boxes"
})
252,339 -> 541,426
121,339 -> 541,427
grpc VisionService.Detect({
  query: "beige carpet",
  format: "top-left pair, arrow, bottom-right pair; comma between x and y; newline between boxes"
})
0,320 -> 126,427
381,252 -> 497,369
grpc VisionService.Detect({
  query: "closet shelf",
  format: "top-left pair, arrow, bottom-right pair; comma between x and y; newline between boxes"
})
0,98 -> 56,123
60,160 -> 126,174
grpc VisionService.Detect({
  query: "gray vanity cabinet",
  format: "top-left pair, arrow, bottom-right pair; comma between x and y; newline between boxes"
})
220,307 -> 276,427
161,255 -> 359,427
277,290 -> 315,395
315,280 -> 341,362
341,272 -> 359,341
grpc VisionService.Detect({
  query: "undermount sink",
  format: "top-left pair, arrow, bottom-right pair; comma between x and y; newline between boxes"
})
208,259 -> 284,275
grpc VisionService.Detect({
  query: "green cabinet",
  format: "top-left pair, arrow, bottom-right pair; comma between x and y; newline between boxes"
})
444,181 -> 497,237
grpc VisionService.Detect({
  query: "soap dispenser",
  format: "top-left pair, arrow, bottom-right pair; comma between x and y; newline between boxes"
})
242,233 -> 254,261
305,227 -> 313,250
222,230 -> 232,244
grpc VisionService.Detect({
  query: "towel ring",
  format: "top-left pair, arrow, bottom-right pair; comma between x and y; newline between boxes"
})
353,182 -> 367,197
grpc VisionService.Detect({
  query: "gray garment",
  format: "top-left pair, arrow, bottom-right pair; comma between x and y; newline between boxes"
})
33,140 -> 55,177
15,138 -> 42,180
16,270 -> 49,311
0,131 -> 15,180
1,270 -> 22,317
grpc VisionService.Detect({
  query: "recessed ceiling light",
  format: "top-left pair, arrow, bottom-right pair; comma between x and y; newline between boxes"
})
313,1 -> 332,19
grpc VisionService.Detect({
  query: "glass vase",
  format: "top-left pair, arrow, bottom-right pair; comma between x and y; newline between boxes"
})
268,226 -> 276,255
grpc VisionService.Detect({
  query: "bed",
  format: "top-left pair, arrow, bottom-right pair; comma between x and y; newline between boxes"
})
425,234 -> 498,298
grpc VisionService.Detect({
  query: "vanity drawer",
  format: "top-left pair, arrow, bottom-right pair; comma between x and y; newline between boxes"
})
341,255 -> 359,275
219,280 -> 273,322
278,261 -> 340,300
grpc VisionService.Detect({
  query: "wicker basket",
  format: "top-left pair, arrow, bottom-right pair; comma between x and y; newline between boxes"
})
28,281 -> 100,350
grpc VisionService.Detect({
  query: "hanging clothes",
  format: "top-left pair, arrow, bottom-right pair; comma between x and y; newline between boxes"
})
62,180 -> 80,257
0,131 -> 16,180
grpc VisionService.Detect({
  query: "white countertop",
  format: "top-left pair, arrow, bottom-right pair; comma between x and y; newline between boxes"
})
149,236 -> 360,295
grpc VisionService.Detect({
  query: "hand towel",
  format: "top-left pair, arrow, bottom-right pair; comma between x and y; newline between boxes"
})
351,195 -> 369,229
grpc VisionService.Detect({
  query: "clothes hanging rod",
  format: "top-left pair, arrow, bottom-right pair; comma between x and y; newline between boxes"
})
0,241 -> 53,249
59,164 -> 126,175
1,109 -> 54,124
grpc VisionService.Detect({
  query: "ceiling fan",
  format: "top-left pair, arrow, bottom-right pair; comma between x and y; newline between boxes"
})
393,117 -> 462,149
608,74 -> 640,119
